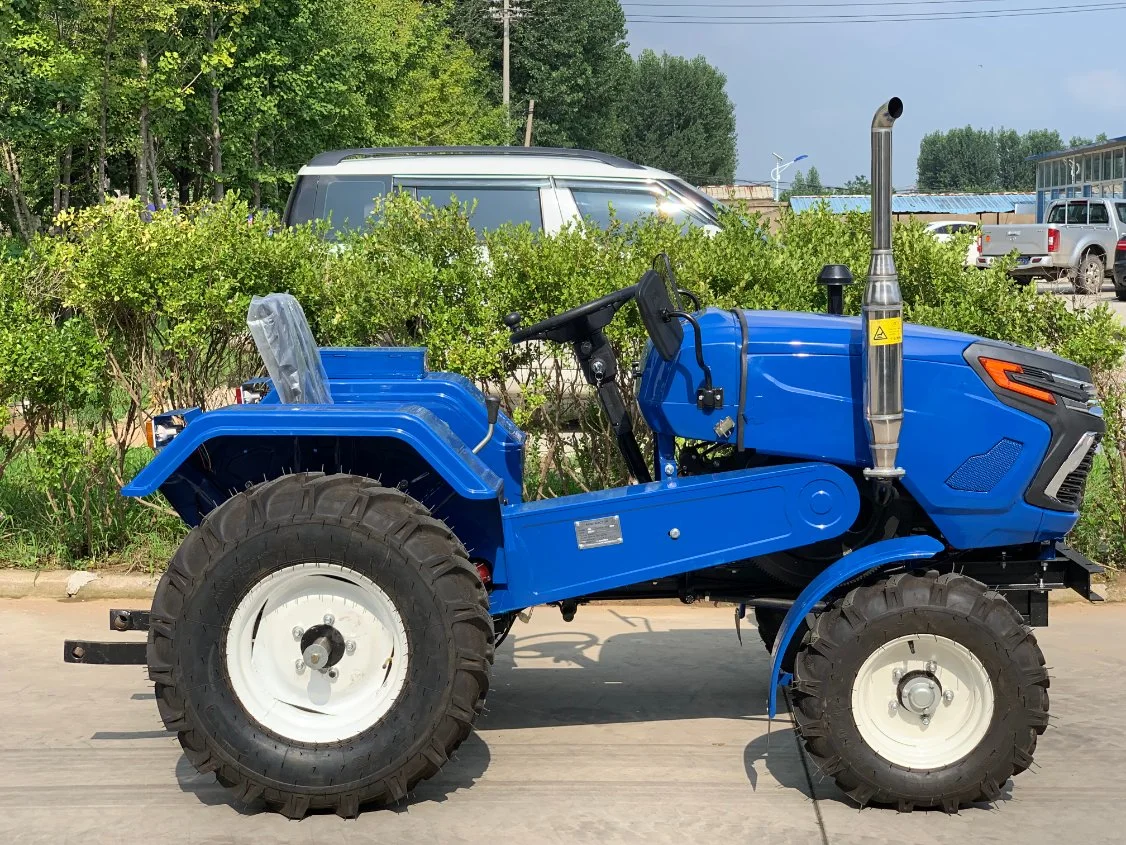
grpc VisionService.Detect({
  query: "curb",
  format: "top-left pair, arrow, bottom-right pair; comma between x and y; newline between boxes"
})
0,569 -> 1119,603
0,570 -> 161,600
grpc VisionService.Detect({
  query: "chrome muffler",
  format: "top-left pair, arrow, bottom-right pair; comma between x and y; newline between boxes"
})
863,97 -> 905,484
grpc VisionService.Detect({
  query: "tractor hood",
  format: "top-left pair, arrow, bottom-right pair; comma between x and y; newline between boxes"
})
736,309 -> 979,366
636,307 -> 1100,550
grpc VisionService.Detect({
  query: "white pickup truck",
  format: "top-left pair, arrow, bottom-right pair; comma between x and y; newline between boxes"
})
977,197 -> 1126,294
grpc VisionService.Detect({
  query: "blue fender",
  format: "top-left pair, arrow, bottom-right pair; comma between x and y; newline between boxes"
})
122,402 -> 503,500
766,535 -> 945,717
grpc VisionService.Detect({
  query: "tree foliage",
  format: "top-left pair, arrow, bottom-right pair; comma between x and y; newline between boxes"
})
0,0 -> 505,231
916,126 -> 1071,192
449,0 -> 631,150
616,50 -> 736,185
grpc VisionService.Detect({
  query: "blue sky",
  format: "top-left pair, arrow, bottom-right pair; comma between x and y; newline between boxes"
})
626,7 -> 1126,189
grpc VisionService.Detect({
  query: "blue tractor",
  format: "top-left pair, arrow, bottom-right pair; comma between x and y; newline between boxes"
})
67,99 -> 1105,816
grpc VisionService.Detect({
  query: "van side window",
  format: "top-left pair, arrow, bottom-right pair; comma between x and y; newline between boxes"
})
316,177 -> 389,233
413,184 -> 543,235
1046,204 -> 1067,224
567,183 -> 711,229
1066,201 -> 1088,225
1115,203 -> 1126,225
1088,202 -> 1109,225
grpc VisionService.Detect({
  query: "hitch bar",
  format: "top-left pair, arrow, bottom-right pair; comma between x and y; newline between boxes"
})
63,608 -> 150,665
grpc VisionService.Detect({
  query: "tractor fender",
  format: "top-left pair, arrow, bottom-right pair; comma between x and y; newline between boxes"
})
767,535 -> 945,717
122,402 -> 504,501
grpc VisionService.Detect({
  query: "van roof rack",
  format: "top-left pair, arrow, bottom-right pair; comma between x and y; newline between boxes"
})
306,146 -> 646,170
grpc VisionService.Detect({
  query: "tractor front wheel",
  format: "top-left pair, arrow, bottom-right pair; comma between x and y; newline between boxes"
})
147,473 -> 492,818
791,571 -> 1048,811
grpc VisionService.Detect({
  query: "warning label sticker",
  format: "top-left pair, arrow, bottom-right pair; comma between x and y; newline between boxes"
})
869,317 -> 903,346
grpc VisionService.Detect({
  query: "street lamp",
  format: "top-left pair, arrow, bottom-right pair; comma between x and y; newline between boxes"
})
772,153 -> 809,202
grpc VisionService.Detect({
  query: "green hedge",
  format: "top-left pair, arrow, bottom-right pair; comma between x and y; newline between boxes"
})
0,194 -> 1122,570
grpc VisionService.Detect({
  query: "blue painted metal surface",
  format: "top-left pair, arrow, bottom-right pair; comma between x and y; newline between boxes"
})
489,463 -> 860,614
124,402 -> 505,500
788,193 -> 1035,214
636,309 -> 1074,550
766,535 -> 946,718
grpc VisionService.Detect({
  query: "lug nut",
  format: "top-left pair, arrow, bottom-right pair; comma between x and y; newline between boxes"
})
292,627 -> 304,640
921,714 -> 931,726
295,659 -> 305,673
892,668 -> 903,682
926,660 -> 938,674
943,689 -> 955,703
327,667 -> 339,681
889,700 -> 898,713
323,614 -> 335,627
345,640 -> 356,655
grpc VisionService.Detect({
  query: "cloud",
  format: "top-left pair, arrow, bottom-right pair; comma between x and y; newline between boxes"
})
1065,70 -> 1126,113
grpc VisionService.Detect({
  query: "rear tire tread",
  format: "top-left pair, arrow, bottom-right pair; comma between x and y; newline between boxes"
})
147,472 -> 492,818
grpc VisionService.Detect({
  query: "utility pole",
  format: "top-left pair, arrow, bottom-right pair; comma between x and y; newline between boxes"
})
502,0 -> 510,110
489,0 -> 525,118
524,99 -> 535,147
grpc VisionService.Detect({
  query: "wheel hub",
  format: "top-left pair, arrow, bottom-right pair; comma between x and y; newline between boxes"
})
897,670 -> 941,715
851,634 -> 995,769
224,563 -> 410,744
299,623 -> 346,670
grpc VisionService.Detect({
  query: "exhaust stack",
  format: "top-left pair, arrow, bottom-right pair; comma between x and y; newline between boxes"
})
863,97 -> 905,484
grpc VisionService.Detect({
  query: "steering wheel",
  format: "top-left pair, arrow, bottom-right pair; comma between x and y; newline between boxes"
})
507,284 -> 638,345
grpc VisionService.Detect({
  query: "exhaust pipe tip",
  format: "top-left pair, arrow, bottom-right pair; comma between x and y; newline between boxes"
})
872,97 -> 903,129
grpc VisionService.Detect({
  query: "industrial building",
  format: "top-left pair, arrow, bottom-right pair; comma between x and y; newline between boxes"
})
788,193 -> 1035,224
1028,136 -> 1126,222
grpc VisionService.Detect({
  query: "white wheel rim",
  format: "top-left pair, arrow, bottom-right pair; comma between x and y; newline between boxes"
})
224,563 -> 409,743
850,634 -> 994,769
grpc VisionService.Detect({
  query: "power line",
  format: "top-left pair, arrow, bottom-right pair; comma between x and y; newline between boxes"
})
623,0 -> 1040,7
626,2 -> 1126,22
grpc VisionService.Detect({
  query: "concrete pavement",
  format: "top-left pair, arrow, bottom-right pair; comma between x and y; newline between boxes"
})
0,599 -> 1122,845
1036,278 -> 1126,322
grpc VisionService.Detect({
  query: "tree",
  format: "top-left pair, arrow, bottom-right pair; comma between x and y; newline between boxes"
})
449,0 -> 631,150
916,126 -> 1075,192
0,0 -> 506,228
840,174 -> 871,194
615,50 -> 735,184
787,166 -> 827,197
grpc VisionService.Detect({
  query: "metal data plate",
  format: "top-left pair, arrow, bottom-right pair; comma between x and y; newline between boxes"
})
574,515 -> 623,550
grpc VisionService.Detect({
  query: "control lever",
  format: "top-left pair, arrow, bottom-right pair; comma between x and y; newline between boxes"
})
472,395 -> 502,454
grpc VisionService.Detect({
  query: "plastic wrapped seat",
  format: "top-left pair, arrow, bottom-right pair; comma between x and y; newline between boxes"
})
247,293 -> 333,404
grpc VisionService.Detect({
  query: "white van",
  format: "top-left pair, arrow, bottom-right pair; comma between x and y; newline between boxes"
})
282,146 -> 722,236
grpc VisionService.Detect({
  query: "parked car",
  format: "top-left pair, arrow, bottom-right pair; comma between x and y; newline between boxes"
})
925,220 -> 979,267
282,146 -> 722,236
976,198 -> 1126,293
1113,234 -> 1126,301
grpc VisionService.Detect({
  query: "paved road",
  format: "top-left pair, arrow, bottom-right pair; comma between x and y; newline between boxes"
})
1036,279 -> 1125,322
1,599 -> 1122,845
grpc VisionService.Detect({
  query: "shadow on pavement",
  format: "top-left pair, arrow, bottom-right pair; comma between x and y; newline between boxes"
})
481,624 -> 773,730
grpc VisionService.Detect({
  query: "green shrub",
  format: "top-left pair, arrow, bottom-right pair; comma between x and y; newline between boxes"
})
0,193 -> 1122,570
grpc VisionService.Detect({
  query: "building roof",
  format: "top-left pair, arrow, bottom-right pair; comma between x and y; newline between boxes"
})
788,193 -> 1036,214
1026,136 -> 1126,162
700,184 -> 774,202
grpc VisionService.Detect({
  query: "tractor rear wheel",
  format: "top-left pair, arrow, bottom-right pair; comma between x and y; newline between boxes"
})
147,472 -> 492,818
790,571 -> 1048,811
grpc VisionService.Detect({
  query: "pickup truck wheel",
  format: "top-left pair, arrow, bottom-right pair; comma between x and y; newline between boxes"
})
791,571 -> 1048,811
1072,254 -> 1104,294
147,472 -> 492,818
